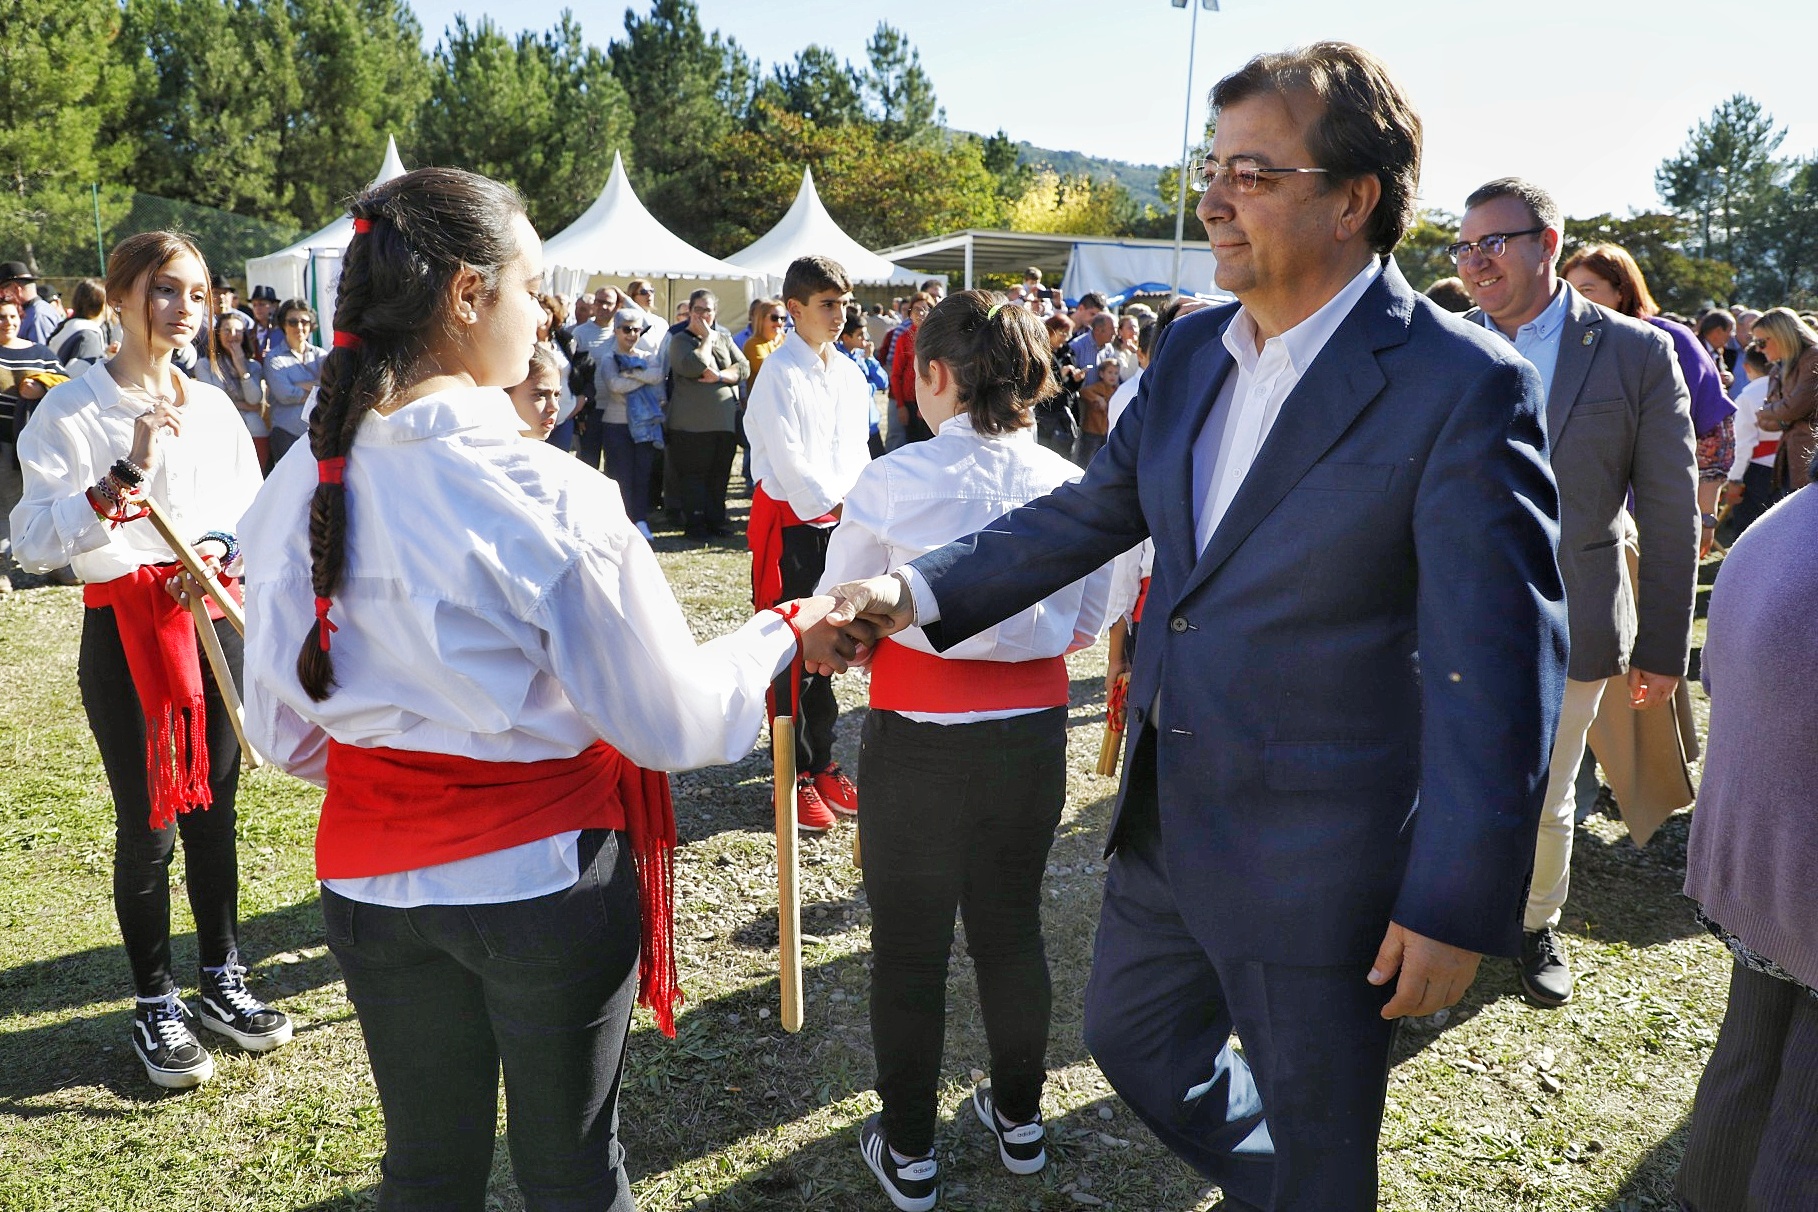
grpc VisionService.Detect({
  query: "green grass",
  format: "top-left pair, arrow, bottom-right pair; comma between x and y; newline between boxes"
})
0,529 -> 1729,1211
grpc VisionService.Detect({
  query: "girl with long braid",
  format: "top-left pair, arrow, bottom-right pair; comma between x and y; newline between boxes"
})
237,167 -> 868,1210
11,232 -> 288,1089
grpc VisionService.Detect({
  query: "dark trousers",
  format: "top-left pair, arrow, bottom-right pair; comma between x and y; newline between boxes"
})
600,423 -> 657,526
1082,753 -> 1398,1212
859,707 -> 1067,1156
769,523 -> 839,774
269,426 -> 304,468
322,829 -> 640,1212
1071,431 -> 1108,467
79,605 -> 243,997
1677,959 -> 1818,1211
573,407 -> 606,474
1720,462 -> 1781,546
667,429 -> 736,532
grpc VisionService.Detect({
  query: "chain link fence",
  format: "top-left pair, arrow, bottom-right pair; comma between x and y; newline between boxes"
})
7,186 -> 302,295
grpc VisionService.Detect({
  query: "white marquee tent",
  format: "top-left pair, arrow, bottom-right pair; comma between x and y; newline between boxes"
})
724,167 -> 918,292
541,153 -> 756,303
245,136 -> 408,338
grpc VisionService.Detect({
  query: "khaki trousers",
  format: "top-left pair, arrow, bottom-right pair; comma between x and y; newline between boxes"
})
1525,677 -> 1607,932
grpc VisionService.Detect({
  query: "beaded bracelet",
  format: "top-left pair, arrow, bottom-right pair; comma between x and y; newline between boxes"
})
197,530 -> 240,569
111,457 -> 146,488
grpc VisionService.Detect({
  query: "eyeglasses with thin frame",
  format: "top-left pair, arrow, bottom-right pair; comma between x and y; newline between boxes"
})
1444,228 -> 1548,264
1190,152 -> 1331,194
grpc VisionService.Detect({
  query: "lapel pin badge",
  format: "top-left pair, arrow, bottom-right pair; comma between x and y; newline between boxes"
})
1582,331 -> 1595,345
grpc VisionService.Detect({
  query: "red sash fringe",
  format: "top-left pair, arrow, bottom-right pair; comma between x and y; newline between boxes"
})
319,739 -> 684,1037
85,566 -> 221,830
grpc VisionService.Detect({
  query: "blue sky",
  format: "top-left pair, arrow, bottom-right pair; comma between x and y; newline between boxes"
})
406,0 -> 1816,222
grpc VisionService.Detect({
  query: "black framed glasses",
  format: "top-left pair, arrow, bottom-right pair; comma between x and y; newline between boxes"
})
1444,228 -> 1547,264
1189,152 -> 1331,193
617,324 -> 643,333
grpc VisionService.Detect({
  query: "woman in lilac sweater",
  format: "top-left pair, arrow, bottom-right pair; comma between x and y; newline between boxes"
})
1674,477 -> 1818,1211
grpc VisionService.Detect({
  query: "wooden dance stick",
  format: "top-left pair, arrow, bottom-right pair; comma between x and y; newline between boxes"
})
1097,672 -> 1130,777
141,496 -> 245,636
185,591 -> 263,770
773,718 -> 804,1033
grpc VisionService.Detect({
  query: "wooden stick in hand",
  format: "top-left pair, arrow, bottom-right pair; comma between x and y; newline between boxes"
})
773,717 -> 804,1033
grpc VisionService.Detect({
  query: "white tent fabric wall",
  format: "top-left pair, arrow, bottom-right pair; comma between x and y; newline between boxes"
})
540,152 -> 758,302
1060,241 -> 1224,304
723,167 -> 919,296
245,136 -> 409,340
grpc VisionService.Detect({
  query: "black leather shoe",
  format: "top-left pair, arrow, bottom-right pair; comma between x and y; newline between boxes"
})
1518,927 -> 1572,1007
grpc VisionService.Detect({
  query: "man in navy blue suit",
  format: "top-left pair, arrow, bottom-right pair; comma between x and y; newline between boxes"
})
829,42 -> 1568,1212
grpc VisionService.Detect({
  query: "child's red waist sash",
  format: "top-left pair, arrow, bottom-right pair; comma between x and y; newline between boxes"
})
867,637 -> 1069,714
318,738 -> 684,1036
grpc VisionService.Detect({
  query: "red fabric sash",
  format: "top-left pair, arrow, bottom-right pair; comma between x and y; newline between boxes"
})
867,637 -> 1069,713
1131,576 -> 1151,623
1753,438 -> 1780,460
748,483 -> 835,612
85,566 -> 218,830
319,739 -> 684,1037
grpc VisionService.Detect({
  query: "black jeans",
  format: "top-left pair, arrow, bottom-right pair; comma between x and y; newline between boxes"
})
573,405 -> 606,474
79,605 -> 243,997
600,423 -> 657,526
666,428 -> 736,532
769,524 -> 838,774
322,829 -> 640,1212
858,707 -> 1067,1156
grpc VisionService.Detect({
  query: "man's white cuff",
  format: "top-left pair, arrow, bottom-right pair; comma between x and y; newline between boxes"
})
895,564 -> 940,626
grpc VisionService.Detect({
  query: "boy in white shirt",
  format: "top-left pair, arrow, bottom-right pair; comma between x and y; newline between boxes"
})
745,255 -> 874,829
1720,345 -> 1780,541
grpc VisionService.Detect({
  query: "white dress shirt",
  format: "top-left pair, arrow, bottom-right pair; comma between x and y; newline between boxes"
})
239,385 -> 798,906
818,412 -> 1113,724
746,331 -> 874,521
1194,258 -> 1383,553
1728,375 -> 1776,479
1105,370 -> 1153,622
904,259 -> 1383,627
11,360 -> 261,581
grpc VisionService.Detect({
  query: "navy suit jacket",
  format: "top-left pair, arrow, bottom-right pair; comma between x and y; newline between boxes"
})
914,259 -> 1569,965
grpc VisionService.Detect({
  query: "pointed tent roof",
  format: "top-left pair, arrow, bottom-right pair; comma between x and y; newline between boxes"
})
253,136 -> 408,266
725,167 -> 918,286
540,153 -> 754,285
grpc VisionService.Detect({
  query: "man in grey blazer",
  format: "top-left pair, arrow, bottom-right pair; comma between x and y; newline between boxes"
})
1454,178 -> 1699,1007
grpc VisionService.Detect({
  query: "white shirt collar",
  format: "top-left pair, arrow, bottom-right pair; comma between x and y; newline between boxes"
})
1481,279 -> 1571,341
775,329 -> 836,373
1223,257 -> 1384,374
354,386 -> 522,446
934,411 -> 1037,442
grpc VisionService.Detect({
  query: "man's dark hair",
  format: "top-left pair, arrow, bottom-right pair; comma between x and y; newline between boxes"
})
688,287 -> 718,309
1464,177 -> 1562,233
1424,277 -> 1474,313
919,277 -> 946,294
1077,292 -> 1108,311
1137,321 -> 1158,357
1742,345 -> 1769,374
782,255 -> 851,305
1696,310 -> 1734,340
1211,42 -> 1423,254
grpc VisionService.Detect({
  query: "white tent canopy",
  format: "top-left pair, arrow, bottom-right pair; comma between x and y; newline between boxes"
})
541,153 -> 756,300
246,136 -> 408,337
725,167 -> 918,291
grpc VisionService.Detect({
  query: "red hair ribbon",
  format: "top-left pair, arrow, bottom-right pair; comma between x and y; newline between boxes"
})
332,330 -> 362,349
314,596 -> 339,651
352,217 -> 373,234
318,456 -> 346,484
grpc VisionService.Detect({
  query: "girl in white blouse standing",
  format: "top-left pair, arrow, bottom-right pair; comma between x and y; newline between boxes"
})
237,166 -> 864,1212
10,232 -> 287,1091
818,290 -> 1113,1212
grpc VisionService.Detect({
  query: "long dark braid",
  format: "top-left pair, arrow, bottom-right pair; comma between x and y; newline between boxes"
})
295,166 -> 529,699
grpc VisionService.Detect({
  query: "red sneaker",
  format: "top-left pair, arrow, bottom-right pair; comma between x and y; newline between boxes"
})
794,775 -> 837,833
812,763 -> 859,817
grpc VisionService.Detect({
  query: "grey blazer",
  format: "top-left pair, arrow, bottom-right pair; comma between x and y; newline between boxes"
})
1469,287 -> 1698,682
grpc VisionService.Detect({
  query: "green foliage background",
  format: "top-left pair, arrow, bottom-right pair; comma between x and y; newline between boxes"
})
2,0 -> 1812,307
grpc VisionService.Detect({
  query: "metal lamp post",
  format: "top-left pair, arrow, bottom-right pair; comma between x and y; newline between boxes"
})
1168,0 -> 1219,301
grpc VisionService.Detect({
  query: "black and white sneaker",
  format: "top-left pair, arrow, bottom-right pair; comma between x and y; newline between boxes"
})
196,951 -> 293,1051
132,992 -> 214,1089
859,1113 -> 938,1212
971,1081 -> 1046,1175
